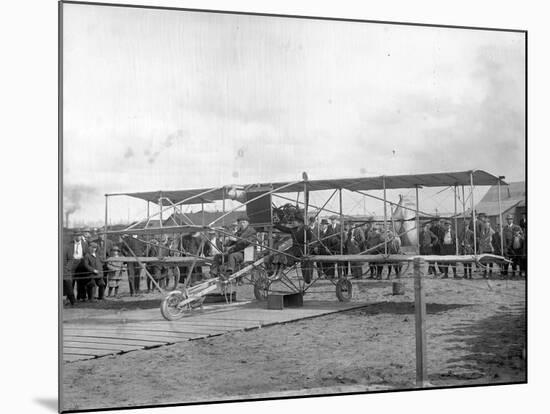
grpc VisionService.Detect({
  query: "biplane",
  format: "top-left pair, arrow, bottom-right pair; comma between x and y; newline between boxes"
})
104,170 -> 511,320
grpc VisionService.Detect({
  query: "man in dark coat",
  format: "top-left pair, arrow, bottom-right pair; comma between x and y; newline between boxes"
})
62,231 -> 86,305
346,224 -> 365,279
438,221 -> 457,278
120,234 -> 145,296
273,215 -> 314,283
365,226 -> 384,279
501,214 -> 523,276
419,223 -> 438,276
82,242 -> 105,301
316,219 -> 335,278
213,216 -> 257,278
327,215 -> 344,276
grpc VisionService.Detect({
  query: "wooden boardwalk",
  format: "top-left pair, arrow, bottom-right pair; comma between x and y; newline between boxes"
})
62,300 -> 367,363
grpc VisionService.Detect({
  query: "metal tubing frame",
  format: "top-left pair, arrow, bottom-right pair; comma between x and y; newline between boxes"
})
454,185 -> 459,255
122,186 -> 224,232
339,188 -> 344,255
158,194 -> 163,228
383,176 -> 388,255
497,177 -> 505,256
470,171 -> 477,257
304,180 -> 309,255
461,185 -> 466,238
104,194 -> 108,259
415,186 -> 420,255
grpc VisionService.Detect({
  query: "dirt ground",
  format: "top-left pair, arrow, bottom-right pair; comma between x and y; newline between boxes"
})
61,270 -> 526,412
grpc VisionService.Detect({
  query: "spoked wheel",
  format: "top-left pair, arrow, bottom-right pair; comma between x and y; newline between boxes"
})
160,290 -> 205,320
253,274 -> 271,301
335,278 -> 353,302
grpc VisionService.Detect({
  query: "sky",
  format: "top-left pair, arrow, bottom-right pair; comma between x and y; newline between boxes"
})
62,4 -> 525,226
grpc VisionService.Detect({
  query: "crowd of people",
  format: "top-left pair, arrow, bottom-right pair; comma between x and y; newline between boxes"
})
62,227 -> 225,306
62,211 -> 527,306
303,211 -> 526,280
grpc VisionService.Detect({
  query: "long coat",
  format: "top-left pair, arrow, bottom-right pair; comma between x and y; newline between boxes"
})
63,240 -> 88,280
82,252 -> 104,280
438,228 -> 457,255
419,229 -> 438,255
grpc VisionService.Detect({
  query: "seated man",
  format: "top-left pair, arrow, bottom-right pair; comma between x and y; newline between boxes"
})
213,216 -> 257,278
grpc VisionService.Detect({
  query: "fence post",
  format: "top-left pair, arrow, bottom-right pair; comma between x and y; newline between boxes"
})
414,257 -> 428,387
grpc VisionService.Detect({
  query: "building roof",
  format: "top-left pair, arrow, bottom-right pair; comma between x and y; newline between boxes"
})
475,181 -> 525,216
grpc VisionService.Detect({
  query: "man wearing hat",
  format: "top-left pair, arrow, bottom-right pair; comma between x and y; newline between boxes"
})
501,214 -> 523,276
120,234 -> 146,296
272,213 -> 314,283
62,231 -> 87,305
327,215 -> 343,276
315,218 -> 334,278
438,221 -> 457,278
82,242 -> 106,301
213,216 -> 257,278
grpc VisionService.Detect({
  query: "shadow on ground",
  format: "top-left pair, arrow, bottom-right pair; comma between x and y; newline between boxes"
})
64,298 -> 161,310
433,310 -> 526,383
352,301 -> 470,316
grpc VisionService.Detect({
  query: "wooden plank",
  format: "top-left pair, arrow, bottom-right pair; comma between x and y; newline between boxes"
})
64,325 -> 225,336
105,322 -> 229,332
64,347 -> 116,356
63,354 -> 91,362
63,341 -> 141,352
143,319 -> 255,328
63,335 -> 164,347
61,329 -> 193,342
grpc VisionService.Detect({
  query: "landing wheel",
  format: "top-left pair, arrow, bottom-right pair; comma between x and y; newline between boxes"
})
160,290 -> 204,320
335,278 -> 353,302
253,274 -> 271,301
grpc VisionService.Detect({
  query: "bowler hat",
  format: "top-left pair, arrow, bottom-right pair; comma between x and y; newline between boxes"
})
506,214 -> 514,219
236,216 -> 249,222
89,242 -> 98,249
320,219 -> 329,225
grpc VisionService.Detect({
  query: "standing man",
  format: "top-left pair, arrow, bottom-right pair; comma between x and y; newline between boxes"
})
62,231 -> 86,306
273,214 -> 314,283
502,214 -> 523,277
438,221 -> 457,278
317,219 -> 333,278
479,221 -> 496,278
346,223 -> 365,279
419,223 -> 439,276
82,242 -> 105,301
327,215 -> 342,276
120,234 -> 144,296
365,225 -> 384,279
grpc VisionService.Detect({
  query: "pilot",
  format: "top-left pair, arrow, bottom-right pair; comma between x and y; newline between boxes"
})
214,216 -> 257,279
272,213 -> 314,283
